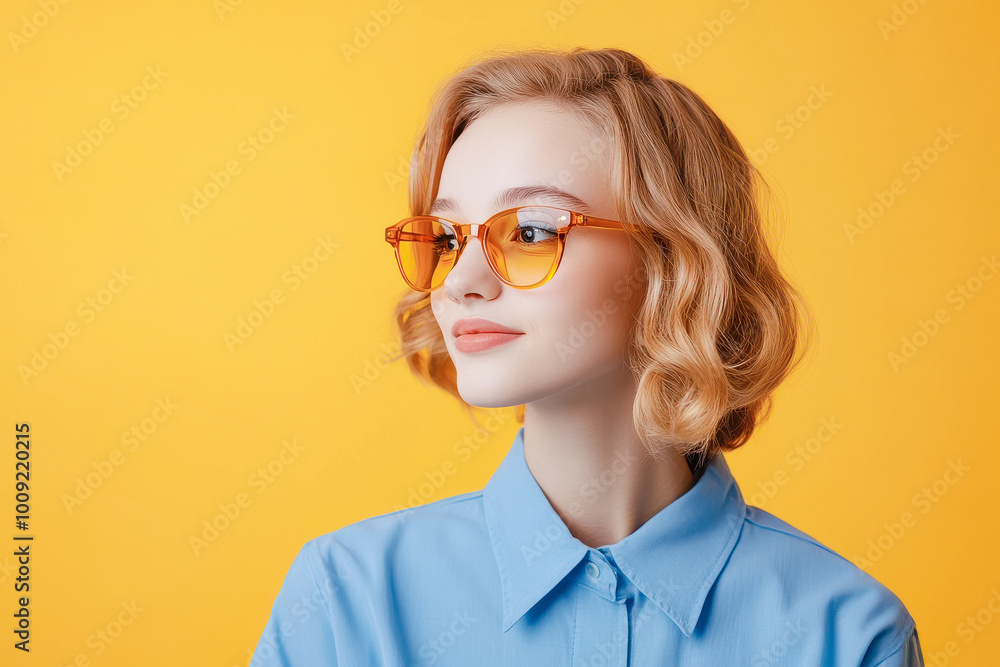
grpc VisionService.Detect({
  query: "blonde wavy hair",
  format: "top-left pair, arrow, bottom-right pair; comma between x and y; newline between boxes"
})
389,46 -> 815,466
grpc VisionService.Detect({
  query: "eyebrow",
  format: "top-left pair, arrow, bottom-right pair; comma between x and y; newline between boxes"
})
429,185 -> 595,218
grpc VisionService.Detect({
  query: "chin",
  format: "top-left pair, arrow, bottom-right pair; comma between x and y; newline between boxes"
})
456,382 -> 527,410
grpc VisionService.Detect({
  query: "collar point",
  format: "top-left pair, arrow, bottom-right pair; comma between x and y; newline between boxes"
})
676,617 -> 697,638
501,613 -> 518,633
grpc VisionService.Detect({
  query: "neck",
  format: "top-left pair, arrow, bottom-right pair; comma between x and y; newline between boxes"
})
521,368 -> 696,549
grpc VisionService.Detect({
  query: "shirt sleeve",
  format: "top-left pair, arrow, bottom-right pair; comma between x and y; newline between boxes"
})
250,541 -> 339,666
869,624 -> 925,667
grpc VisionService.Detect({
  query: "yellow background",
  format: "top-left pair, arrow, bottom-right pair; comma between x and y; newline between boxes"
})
1,0 -> 997,664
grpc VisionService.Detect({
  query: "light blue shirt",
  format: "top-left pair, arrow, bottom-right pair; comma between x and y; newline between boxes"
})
252,426 -> 924,666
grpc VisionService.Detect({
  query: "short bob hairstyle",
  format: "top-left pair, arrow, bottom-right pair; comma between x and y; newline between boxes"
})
390,46 -> 815,467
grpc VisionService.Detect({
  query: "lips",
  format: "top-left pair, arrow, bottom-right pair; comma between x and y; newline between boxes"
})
451,317 -> 523,338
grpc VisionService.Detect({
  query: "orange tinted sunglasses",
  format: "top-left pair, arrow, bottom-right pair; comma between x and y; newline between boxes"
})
384,205 -> 626,292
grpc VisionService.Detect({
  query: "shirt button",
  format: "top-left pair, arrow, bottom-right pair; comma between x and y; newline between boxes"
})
585,562 -> 601,579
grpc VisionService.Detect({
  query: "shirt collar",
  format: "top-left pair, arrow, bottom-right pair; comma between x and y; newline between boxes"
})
482,427 -> 746,636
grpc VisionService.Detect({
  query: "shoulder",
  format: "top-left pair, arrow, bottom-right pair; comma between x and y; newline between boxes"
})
314,488 -> 486,548
298,489 -> 489,584
724,505 -> 917,664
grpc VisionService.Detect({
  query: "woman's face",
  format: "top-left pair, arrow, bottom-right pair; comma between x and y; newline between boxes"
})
429,100 -> 646,410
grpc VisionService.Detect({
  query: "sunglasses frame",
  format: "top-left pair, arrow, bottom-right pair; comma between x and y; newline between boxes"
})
384,205 -> 627,292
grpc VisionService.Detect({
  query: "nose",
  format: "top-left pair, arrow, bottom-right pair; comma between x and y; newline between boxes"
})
441,234 -> 502,299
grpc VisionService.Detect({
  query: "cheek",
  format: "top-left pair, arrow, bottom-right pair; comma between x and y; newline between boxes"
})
430,291 -> 446,325
564,237 -> 638,313
536,245 -> 640,358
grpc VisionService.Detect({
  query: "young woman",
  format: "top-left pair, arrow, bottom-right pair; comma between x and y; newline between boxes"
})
252,47 -> 924,666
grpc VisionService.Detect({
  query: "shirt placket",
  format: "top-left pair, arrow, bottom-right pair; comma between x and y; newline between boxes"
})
571,549 -> 633,667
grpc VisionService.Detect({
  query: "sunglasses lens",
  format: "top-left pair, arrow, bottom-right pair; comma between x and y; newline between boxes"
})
397,219 -> 458,291
485,208 -> 562,287
396,207 -> 565,290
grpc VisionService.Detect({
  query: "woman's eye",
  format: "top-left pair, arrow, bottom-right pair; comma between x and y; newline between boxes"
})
432,234 -> 458,253
515,224 -> 557,243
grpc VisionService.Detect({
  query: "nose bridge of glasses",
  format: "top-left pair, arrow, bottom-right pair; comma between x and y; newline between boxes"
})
447,221 -> 483,240
444,222 -> 495,287
445,221 -> 486,260
454,225 -> 485,261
